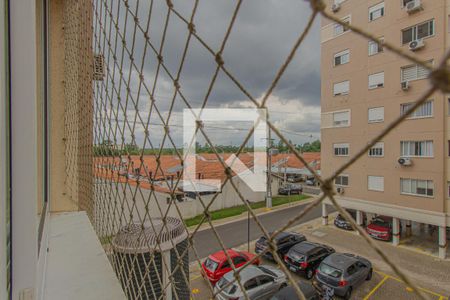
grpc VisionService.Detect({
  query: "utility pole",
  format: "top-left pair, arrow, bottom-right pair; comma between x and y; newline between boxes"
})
266,130 -> 274,209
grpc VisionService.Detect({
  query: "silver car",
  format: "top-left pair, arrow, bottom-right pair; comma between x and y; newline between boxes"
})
214,265 -> 287,300
313,253 -> 372,300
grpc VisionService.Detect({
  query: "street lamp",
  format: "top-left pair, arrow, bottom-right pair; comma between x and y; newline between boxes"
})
246,199 -> 251,252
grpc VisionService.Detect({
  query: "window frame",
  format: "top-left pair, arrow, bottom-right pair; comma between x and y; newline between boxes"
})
368,72 -> 384,90
335,174 -> 349,187
401,19 -> 435,45
369,2 -> 385,22
400,178 -> 434,197
401,60 -> 433,83
368,142 -> 384,157
368,38 -> 384,56
334,16 -> 351,37
333,80 -> 350,96
333,143 -> 349,156
400,100 -> 433,119
400,140 -> 434,158
368,175 -> 384,192
333,49 -> 350,66
332,110 -> 350,127
368,107 -> 384,123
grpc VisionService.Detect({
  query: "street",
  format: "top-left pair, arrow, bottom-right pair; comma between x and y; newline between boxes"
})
189,200 -> 323,262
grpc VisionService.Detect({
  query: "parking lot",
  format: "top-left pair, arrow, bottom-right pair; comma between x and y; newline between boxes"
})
188,215 -> 450,299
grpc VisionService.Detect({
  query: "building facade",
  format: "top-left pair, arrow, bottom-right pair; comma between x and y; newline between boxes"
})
320,0 -> 449,258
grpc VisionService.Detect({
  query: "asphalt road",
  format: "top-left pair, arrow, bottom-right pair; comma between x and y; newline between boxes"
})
189,201 -> 325,262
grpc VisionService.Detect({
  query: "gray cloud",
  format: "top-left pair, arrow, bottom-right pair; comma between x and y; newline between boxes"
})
94,0 -> 321,146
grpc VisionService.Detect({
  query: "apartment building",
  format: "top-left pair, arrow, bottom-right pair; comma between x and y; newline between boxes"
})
320,0 -> 449,259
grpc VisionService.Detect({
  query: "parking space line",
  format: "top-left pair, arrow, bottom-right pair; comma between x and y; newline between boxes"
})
363,275 -> 389,300
191,274 -> 202,281
374,270 -> 449,300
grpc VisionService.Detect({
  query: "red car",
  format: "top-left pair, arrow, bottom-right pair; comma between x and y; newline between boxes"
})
201,249 -> 260,284
366,216 -> 401,241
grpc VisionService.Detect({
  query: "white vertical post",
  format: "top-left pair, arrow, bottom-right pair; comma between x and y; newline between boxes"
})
10,0 -> 38,299
163,251 -> 172,300
356,210 -> 363,226
392,218 -> 400,246
0,0 -> 8,298
322,203 -> 328,225
438,226 -> 447,259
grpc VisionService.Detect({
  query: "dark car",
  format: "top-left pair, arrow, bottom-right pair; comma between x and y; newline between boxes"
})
366,216 -> 401,241
334,210 -> 365,231
314,253 -> 372,300
278,184 -> 303,195
270,281 -> 320,300
255,232 -> 306,260
284,241 -> 335,279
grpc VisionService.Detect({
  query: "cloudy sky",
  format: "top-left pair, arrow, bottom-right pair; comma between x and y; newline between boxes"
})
93,0 -> 321,149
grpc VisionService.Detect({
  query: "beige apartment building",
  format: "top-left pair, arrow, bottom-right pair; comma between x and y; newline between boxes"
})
320,0 -> 449,258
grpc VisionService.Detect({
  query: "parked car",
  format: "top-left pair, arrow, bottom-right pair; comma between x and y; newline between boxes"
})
255,232 -> 306,260
270,281 -> 320,300
284,241 -> 335,279
214,265 -> 287,300
366,216 -> 401,241
278,184 -> 303,195
334,209 -> 365,231
314,253 -> 372,300
305,179 -> 315,186
201,249 -> 260,284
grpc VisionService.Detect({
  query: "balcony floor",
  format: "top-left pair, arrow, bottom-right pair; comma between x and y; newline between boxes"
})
44,211 -> 125,300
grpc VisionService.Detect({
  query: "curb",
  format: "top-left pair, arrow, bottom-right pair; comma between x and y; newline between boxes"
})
187,195 -> 318,234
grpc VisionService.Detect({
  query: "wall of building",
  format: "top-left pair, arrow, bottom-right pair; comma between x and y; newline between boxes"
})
321,0 -> 448,219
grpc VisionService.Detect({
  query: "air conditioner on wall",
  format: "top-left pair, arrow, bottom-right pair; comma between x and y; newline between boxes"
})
398,157 -> 412,166
332,4 -> 341,13
409,39 -> 425,51
406,0 -> 422,14
336,187 -> 345,194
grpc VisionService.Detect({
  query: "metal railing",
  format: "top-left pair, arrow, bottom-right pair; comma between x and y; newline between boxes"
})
62,0 -> 450,299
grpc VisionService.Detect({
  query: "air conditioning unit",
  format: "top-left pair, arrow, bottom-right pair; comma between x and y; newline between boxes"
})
409,39 -> 425,51
332,3 -> 341,13
336,187 -> 345,194
398,157 -> 412,166
401,81 -> 409,91
406,0 -> 422,14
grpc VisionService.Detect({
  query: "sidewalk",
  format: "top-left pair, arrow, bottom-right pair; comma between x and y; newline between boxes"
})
187,194 -> 318,233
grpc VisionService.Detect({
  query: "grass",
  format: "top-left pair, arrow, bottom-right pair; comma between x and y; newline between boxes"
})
184,194 -> 310,227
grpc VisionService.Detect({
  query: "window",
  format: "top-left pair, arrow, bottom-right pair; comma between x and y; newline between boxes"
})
448,98 -> 450,115
402,20 -> 434,44
402,0 -> 414,6
244,278 -> 258,290
369,142 -> 384,157
334,49 -> 350,66
400,100 -> 433,119
368,38 -> 384,56
369,2 -> 384,21
333,111 -> 350,127
448,141 -> 450,156
333,80 -> 349,96
401,61 -> 432,82
334,16 -> 351,37
257,275 -> 273,285
335,175 -> 349,186
368,107 -> 384,123
447,182 -> 450,198
400,141 -> 433,157
232,256 -> 247,265
401,178 -> 434,197
368,72 -> 384,89
347,264 -> 357,275
368,176 -> 384,191
334,143 -> 349,156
